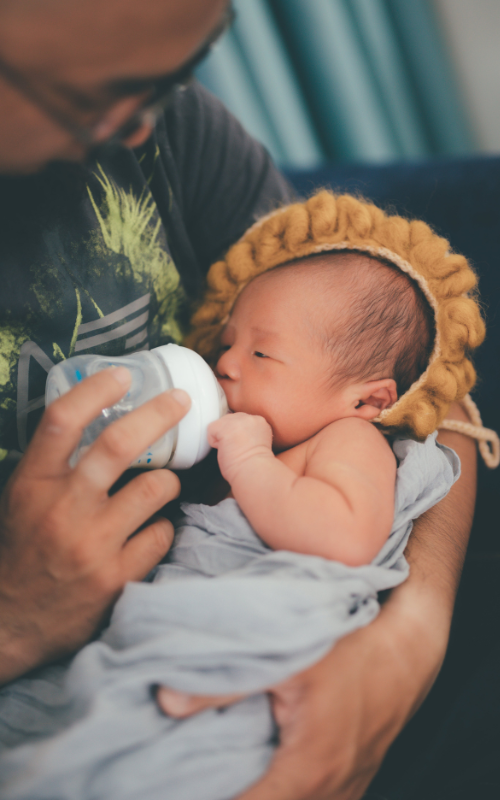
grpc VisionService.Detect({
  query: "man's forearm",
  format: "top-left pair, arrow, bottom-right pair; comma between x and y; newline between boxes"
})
407,409 -> 476,607
379,403 -> 477,700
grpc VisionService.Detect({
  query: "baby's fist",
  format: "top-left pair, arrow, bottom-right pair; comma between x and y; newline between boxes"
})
208,413 -> 273,483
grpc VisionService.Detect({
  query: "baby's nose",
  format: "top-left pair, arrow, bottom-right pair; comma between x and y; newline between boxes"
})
216,349 -> 240,381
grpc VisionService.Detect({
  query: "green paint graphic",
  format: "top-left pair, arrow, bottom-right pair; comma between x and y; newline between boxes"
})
32,259 -> 66,317
0,325 -> 30,412
52,343 -> 66,361
68,287 -> 82,356
88,166 -> 186,343
0,164 -> 187,485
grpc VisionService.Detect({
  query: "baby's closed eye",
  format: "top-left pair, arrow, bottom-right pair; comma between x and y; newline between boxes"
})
253,351 -> 268,358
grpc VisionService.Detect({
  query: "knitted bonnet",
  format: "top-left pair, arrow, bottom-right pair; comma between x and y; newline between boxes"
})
187,191 -> 499,467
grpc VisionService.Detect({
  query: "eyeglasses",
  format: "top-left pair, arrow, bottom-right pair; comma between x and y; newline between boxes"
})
0,4 -> 234,148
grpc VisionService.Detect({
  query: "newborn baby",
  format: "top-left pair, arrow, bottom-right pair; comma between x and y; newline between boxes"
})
207,250 -> 433,566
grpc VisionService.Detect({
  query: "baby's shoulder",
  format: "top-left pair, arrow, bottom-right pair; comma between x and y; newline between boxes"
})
306,417 -> 395,465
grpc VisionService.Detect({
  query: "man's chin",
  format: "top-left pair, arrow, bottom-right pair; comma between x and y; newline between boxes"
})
0,145 -> 88,176
0,158 -> 52,176
0,159 -> 90,236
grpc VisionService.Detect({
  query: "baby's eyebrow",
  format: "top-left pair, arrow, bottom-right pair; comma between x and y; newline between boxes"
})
250,326 -> 279,339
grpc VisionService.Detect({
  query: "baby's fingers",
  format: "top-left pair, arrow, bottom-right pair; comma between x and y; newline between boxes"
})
157,687 -> 246,718
207,413 -> 239,446
207,419 -> 223,448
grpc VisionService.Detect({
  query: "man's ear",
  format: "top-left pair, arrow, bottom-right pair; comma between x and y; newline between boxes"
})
350,379 -> 398,421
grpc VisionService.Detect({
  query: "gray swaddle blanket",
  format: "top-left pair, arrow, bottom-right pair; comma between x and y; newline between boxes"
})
0,435 -> 459,800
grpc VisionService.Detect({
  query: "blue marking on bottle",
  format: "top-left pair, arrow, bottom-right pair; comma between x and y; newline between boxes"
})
75,370 -> 82,382
147,458 -> 152,464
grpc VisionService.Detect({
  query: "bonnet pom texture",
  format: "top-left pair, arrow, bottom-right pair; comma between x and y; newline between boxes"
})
187,191 -> 489,447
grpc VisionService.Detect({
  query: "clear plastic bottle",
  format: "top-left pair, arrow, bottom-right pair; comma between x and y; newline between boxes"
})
45,344 -> 228,469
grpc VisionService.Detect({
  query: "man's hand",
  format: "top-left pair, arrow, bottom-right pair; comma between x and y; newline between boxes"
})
0,367 -> 190,685
208,412 -> 273,484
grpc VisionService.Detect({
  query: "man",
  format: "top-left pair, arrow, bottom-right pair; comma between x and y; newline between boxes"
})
0,1 -> 477,798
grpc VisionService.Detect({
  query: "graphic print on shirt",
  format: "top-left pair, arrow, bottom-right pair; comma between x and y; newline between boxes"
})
0,163 -> 187,488
16,294 -> 152,453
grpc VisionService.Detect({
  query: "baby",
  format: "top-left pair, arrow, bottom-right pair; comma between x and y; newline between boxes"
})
206,250 -> 433,566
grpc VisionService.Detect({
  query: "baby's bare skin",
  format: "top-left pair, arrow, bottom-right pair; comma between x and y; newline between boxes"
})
210,413 -> 395,565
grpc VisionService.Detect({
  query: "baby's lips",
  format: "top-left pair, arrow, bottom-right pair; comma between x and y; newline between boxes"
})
216,380 -> 233,414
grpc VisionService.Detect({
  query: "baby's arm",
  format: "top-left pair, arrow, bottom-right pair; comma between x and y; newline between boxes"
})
208,413 -> 396,566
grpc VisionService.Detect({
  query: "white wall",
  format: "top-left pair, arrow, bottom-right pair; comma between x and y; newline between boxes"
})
433,0 -> 500,153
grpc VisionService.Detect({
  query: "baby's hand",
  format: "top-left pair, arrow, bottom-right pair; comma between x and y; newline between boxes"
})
207,413 -> 273,484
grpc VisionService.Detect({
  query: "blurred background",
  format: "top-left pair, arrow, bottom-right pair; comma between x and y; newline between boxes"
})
196,0 -> 500,169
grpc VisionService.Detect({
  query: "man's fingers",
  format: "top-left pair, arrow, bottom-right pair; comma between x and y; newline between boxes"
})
22,368 -> 132,478
157,688 -> 246,718
120,516 -> 175,581
105,469 -> 180,544
74,389 -> 190,492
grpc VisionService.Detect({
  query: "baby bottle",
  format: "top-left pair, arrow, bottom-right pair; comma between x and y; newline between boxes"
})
45,344 -> 228,469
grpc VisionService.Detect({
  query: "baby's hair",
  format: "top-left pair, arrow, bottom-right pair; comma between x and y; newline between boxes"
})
264,251 -> 435,397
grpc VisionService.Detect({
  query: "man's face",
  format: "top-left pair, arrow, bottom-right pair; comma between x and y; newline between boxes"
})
0,0 -> 228,174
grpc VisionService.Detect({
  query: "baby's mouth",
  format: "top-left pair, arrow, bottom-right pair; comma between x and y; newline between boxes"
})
215,381 -> 230,416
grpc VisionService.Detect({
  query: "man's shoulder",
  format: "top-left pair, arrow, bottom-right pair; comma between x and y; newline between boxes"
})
144,82 -> 292,276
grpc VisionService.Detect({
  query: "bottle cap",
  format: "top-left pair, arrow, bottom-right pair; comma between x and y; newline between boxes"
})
152,344 -> 227,469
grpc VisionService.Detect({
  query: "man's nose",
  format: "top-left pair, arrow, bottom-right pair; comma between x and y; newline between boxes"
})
216,349 -> 240,380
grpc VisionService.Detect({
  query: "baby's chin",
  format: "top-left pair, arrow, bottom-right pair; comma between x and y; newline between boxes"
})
272,436 -> 301,453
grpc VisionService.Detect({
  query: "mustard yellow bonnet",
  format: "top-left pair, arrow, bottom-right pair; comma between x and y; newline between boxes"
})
186,191 -> 499,467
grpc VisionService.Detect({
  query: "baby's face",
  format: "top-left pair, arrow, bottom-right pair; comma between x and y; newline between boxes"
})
216,270 -> 351,451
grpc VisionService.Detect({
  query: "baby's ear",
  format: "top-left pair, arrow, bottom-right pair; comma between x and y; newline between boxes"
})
352,379 -> 398,421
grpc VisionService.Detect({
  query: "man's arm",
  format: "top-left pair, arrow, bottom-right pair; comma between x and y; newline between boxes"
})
0,371 -> 190,686
159,403 -> 476,800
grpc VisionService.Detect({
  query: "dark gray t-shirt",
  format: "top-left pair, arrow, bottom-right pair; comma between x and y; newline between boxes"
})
0,83 -> 291,491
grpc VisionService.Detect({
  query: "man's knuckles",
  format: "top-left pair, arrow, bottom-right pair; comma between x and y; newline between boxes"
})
149,391 -> 188,424
42,401 -> 81,435
35,499 -> 84,546
131,469 -> 180,507
52,540 -> 125,597
95,396 -> 185,463
141,517 -> 175,556
96,421 -> 141,462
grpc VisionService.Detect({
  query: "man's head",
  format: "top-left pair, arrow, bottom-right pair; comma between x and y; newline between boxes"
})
215,252 -> 434,451
0,0 -> 229,173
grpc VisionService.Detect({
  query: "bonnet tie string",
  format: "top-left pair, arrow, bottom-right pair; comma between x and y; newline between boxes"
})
439,393 -> 500,469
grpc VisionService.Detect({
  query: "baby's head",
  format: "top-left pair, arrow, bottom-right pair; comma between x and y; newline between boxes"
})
187,191 -> 484,442
216,251 -> 434,450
